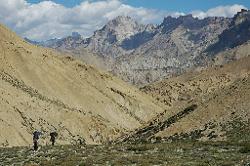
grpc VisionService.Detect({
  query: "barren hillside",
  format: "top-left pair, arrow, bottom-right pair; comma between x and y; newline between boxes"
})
0,24 -> 164,147
118,46 -> 250,143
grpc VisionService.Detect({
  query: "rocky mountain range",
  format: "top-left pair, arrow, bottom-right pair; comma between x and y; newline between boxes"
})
28,9 -> 250,86
1,9 -> 250,148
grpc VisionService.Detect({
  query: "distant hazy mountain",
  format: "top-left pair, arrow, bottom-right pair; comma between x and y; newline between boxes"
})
27,9 -> 250,86
25,37 -> 61,48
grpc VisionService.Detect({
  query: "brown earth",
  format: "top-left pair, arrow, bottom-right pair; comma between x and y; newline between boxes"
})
0,24 -> 165,147
118,45 -> 250,143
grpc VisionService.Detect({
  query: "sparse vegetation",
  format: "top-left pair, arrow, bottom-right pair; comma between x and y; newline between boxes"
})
222,118 -> 250,143
0,142 -> 249,165
118,104 -> 199,143
239,143 -> 250,153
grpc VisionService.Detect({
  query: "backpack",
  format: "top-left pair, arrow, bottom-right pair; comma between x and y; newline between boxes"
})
50,132 -> 58,138
33,131 -> 42,140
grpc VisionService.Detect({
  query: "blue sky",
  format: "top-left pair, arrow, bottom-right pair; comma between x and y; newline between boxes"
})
27,0 -> 250,12
124,0 -> 250,12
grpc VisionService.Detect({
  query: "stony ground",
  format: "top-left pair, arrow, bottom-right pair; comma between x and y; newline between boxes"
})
0,142 -> 250,166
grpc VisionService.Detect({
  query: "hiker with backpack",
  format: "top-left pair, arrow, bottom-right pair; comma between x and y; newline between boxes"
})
50,132 -> 58,146
33,131 -> 42,151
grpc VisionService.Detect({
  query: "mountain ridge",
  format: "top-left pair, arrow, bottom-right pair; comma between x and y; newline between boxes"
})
26,13 -> 242,85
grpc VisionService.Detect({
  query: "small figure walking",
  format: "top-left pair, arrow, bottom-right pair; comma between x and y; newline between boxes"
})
33,131 -> 42,151
77,138 -> 86,146
50,132 -> 58,146
76,135 -> 86,148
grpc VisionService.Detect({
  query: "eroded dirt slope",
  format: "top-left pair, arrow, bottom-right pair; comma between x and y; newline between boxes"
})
118,49 -> 250,143
0,24 -> 164,147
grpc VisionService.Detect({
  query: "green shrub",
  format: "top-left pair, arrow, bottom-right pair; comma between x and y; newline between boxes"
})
239,144 -> 250,153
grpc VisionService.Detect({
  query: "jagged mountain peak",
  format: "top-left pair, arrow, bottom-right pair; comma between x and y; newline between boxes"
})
160,14 -> 201,32
160,14 -> 227,32
145,24 -> 157,30
107,16 -> 138,25
162,14 -> 197,23
178,14 -> 196,20
232,9 -> 250,26
206,9 -> 250,54
94,16 -> 146,43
